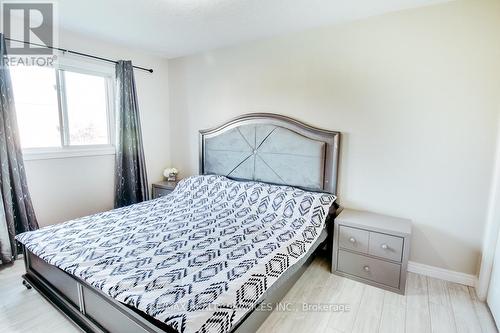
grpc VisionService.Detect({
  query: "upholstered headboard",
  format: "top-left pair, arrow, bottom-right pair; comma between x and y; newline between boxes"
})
199,113 -> 341,194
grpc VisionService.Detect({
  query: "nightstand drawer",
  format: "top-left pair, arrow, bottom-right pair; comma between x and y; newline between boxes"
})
339,226 -> 369,253
337,250 -> 401,288
153,187 -> 172,199
368,232 -> 403,262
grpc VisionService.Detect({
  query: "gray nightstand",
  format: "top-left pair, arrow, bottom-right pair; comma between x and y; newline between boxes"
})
332,209 -> 412,294
152,180 -> 178,199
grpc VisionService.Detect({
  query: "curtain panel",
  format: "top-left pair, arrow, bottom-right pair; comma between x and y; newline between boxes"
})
0,33 -> 39,264
114,60 -> 149,208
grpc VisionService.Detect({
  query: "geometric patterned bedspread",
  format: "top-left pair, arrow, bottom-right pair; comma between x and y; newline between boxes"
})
16,175 -> 336,333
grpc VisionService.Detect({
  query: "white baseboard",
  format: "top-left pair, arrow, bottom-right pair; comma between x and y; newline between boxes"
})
407,261 -> 478,287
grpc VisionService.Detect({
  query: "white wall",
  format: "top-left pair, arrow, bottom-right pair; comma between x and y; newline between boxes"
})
24,30 -> 170,227
168,0 -> 500,274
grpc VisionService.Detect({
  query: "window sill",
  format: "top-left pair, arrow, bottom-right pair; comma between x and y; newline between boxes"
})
22,146 -> 116,161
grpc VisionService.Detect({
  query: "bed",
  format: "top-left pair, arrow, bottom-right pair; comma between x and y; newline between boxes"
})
16,113 -> 341,333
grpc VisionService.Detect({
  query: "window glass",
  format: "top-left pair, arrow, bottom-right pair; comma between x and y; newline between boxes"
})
10,66 -> 61,148
64,71 -> 109,145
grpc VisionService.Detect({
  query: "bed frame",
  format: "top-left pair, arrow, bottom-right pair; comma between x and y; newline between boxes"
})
20,113 -> 341,333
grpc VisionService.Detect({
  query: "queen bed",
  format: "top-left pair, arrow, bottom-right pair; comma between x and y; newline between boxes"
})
16,113 -> 341,333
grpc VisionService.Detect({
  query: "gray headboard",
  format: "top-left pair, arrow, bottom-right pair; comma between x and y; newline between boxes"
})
199,113 -> 341,194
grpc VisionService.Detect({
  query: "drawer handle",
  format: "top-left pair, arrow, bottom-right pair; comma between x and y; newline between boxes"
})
348,237 -> 356,243
363,265 -> 370,272
381,243 -> 389,250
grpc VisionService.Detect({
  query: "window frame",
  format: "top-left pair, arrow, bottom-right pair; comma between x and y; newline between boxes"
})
19,59 -> 116,161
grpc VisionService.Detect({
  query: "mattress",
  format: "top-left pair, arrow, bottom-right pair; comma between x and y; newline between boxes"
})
16,175 -> 336,333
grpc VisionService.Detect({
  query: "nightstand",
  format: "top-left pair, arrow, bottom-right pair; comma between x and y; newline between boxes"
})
152,180 -> 178,199
331,209 -> 411,294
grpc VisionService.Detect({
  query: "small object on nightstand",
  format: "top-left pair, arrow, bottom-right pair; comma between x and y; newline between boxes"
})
163,168 -> 178,182
152,180 -> 178,199
331,209 -> 412,294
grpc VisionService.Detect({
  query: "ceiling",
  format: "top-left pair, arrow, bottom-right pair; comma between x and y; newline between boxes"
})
57,0 -> 449,58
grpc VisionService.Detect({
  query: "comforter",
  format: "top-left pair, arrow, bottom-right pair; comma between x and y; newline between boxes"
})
17,175 -> 336,333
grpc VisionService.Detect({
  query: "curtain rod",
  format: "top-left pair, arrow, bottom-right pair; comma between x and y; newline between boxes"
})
4,37 -> 154,73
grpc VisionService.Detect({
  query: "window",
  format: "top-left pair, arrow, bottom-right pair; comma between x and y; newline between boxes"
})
64,71 -> 109,146
10,66 -> 60,148
10,64 -> 114,159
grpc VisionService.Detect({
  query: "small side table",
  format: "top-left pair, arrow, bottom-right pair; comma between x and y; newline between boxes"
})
152,180 -> 178,199
332,208 -> 412,294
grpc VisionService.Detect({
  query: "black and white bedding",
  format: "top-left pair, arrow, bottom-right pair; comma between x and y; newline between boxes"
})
16,175 -> 336,333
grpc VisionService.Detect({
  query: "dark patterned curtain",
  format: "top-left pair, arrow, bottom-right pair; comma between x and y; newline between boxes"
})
0,33 -> 39,264
114,60 -> 149,208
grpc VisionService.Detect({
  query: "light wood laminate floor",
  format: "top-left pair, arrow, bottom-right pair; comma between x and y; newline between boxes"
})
0,256 -> 497,333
